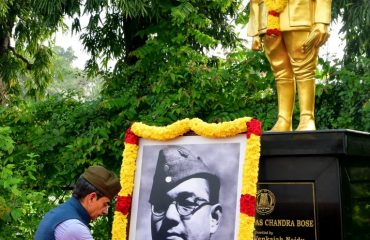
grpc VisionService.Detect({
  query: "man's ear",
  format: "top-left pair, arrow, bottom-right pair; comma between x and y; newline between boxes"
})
86,192 -> 97,202
210,204 -> 222,234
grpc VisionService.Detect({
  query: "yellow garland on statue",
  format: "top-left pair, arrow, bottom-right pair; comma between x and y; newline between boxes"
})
265,0 -> 288,36
112,117 -> 261,240
265,0 -> 287,12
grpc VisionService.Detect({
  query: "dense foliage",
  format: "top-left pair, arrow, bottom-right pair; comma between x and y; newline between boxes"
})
0,0 -> 80,103
331,0 -> 370,65
47,46 -> 103,100
0,0 -> 369,239
316,57 -> 370,130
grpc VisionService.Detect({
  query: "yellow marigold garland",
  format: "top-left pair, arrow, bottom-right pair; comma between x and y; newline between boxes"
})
112,117 -> 262,240
190,117 -> 252,137
131,118 -> 191,140
112,141 -> 138,240
265,0 -> 288,36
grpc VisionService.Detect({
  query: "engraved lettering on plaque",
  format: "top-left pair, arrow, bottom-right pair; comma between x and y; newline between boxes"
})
255,183 -> 317,240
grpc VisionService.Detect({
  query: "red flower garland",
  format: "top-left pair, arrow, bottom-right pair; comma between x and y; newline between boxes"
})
267,29 -> 281,36
268,10 -> 280,17
115,128 -> 137,217
266,11 -> 281,37
125,127 -> 139,145
116,195 -> 132,215
246,118 -> 262,138
240,194 -> 256,217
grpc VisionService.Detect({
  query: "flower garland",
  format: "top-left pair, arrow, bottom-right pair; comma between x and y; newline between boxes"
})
265,0 -> 288,36
111,128 -> 138,240
112,117 -> 262,240
131,118 -> 191,140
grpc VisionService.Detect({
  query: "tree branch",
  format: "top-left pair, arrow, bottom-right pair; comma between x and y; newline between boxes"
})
9,46 -> 33,70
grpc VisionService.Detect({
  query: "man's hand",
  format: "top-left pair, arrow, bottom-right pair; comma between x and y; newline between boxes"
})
252,36 -> 262,51
301,23 -> 330,53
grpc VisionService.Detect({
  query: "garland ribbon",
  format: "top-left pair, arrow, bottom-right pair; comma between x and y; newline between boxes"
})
112,117 -> 262,240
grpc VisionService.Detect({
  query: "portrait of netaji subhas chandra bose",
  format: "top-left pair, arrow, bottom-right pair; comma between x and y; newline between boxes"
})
129,136 -> 245,240
150,146 -> 222,240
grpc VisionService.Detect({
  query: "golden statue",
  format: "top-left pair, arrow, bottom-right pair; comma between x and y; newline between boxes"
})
248,0 -> 332,131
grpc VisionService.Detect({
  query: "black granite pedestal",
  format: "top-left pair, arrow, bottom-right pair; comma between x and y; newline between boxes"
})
256,129 -> 370,240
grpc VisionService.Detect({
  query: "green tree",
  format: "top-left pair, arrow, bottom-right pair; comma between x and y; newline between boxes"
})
0,126 -> 55,238
47,46 -> 103,100
315,57 -> 370,131
331,0 -> 370,65
0,0 -> 369,239
80,0 -> 242,73
0,0 -> 79,104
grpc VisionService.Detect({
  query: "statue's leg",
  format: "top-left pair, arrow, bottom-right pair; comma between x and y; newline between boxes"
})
264,35 -> 295,131
284,31 -> 319,131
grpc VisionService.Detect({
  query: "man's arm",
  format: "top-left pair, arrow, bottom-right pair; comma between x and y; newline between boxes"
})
314,0 -> 331,24
248,0 -> 263,51
55,219 -> 93,240
301,0 -> 332,53
247,0 -> 261,37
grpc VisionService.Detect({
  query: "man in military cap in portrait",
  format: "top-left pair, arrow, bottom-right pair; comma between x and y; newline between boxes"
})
149,145 -> 223,240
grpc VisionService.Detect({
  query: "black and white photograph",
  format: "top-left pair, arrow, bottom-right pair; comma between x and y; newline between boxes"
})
129,135 -> 246,240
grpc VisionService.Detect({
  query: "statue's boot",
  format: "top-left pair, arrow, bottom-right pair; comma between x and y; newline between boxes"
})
270,79 -> 295,131
296,79 -> 316,131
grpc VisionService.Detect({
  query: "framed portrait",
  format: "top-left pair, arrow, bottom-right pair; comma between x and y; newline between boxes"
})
112,117 -> 261,240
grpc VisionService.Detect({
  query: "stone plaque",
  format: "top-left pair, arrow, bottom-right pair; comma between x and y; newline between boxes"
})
255,182 -> 317,240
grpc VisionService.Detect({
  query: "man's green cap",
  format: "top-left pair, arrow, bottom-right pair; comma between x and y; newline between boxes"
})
82,166 -> 121,200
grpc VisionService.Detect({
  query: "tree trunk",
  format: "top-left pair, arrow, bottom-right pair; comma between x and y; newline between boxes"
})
123,17 -> 149,65
0,10 -> 16,106
0,35 -> 10,106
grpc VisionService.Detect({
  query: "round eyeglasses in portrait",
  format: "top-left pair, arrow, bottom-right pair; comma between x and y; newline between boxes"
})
151,197 -> 211,218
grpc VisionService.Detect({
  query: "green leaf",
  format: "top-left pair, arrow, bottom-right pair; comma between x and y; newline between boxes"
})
10,208 -> 23,221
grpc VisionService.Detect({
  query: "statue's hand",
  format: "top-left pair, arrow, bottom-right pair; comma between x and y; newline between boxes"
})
301,23 -> 330,53
252,36 -> 262,51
